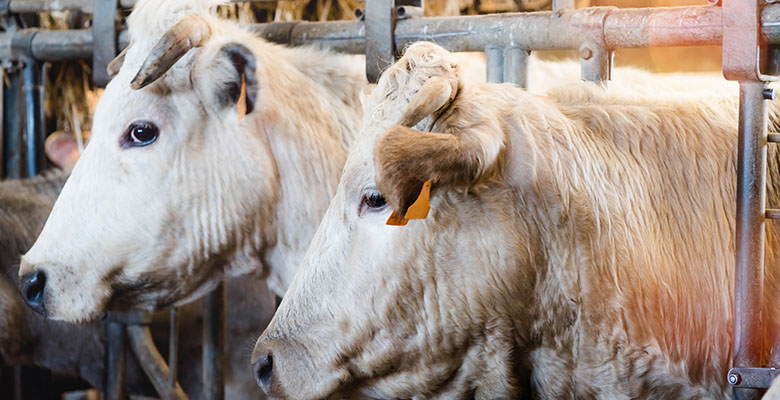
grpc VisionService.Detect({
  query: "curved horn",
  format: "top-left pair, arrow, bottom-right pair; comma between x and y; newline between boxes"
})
130,15 -> 211,90
107,46 -> 129,77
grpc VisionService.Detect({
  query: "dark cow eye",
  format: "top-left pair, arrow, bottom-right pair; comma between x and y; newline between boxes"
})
123,122 -> 159,147
364,191 -> 387,209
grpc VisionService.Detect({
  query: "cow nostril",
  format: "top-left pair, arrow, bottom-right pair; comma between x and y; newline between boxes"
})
253,352 -> 274,390
20,270 -> 47,314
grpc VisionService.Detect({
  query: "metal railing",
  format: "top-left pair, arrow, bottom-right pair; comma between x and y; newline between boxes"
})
2,0 -> 779,399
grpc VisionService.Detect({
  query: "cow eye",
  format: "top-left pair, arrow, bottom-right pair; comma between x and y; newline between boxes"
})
124,122 -> 159,147
363,191 -> 387,210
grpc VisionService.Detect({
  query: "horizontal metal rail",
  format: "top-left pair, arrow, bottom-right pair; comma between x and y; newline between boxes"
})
1,0 -> 281,14
4,5 -> 780,61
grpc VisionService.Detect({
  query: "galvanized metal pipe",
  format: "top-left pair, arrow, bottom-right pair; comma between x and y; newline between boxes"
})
485,47 -> 504,83
9,5 -> 780,61
3,70 -> 22,179
579,43 -> 612,84
733,81 -> 769,400
105,320 -> 127,400
22,58 -> 44,177
503,46 -> 529,88
127,325 -> 189,400
169,308 -> 179,388
4,0 -> 279,14
203,283 -> 226,400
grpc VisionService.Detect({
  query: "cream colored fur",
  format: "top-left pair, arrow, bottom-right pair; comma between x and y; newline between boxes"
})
255,42 -> 780,399
20,0 -> 366,322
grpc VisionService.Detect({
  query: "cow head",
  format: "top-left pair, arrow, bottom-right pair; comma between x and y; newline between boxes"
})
18,0 -> 278,322
252,42 -> 534,398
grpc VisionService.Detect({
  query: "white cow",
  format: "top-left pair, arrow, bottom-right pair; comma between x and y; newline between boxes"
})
252,42 -> 780,399
20,0 -> 742,326
19,0 -> 366,322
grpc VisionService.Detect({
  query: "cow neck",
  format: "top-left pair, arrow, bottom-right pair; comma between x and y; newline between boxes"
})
252,47 -> 359,295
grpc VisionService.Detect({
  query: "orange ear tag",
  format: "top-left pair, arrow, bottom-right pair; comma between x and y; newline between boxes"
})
386,180 -> 432,226
237,73 -> 247,122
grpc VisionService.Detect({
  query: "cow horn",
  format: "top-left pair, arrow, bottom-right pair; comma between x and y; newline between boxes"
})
130,15 -> 211,90
397,76 -> 458,128
107,46 -> 129,77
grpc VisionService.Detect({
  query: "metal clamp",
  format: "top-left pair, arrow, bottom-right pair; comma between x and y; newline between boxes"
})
728,367 -> 780,389
722,0 -> 778,81
364,0 -> 423,83
92,0 -> 118,87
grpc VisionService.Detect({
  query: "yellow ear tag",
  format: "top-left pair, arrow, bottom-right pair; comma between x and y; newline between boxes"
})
386,180 -> 431,226
237,73 -> 247,122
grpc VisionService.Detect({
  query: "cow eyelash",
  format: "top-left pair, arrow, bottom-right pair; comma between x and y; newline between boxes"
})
360,189 -> 387,215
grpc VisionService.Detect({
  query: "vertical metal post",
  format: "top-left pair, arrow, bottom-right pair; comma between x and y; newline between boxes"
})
552,0 -> 574,12
485,46 -> 504,83
105,319 -> 127,400
3,69 -> 21,179
21,57 -> 43,177
12,365 -> 21,400
203,282 -> 226,400
503,47 -> 529,89
579,42 -> 611,84
365,0 -> 395,83
169,307 -> 179,388
92,0 -> 118,87
734,81 -> 769,400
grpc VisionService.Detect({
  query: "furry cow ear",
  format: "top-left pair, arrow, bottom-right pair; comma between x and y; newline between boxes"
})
194,42 -> 259,119
374,77 -> 504,223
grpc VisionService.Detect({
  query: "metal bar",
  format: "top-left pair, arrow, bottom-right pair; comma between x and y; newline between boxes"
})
485,46 -> 503,83
579,43 -> 612,84
365,0 -> 395,83
728,367 -> 780,389
552,0 -> 574,12
766,209 -> 780,219
769,133 -> 780,143
3,69 -> 21,179
734,81 -> 769,399
3,0 -> 281,14
169,308 -> 179,388
12,365 -> 21,400
105,320 -> 127,400
203,283 -> 226,400
92,0 -> 118,87
10,5 -> 780,61
127,325 -> 189,400
21,58 -> 42,177
503,47 -> 528,88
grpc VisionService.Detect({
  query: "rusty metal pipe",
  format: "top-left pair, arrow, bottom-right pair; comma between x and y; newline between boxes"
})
104,320 -> 127,400
733,81 -> 769,400
127,325 -> 189,400
10,5 -> 780,61
203,283 -> 226,400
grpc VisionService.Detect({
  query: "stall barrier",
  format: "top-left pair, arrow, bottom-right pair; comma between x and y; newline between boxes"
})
1,1 -> 778,399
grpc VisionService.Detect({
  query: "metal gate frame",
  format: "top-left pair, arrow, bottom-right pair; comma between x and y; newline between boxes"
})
1,0 -> 779,399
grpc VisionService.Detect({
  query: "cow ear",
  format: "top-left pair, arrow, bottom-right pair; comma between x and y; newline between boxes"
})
374,77 -> 504,222
194,42 -> 259,119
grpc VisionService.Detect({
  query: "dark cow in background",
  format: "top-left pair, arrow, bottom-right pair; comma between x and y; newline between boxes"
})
253,42 -> 780,399
0,170 -> 275,398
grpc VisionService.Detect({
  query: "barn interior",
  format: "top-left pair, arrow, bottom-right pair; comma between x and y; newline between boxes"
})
0,0 -> 777,399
